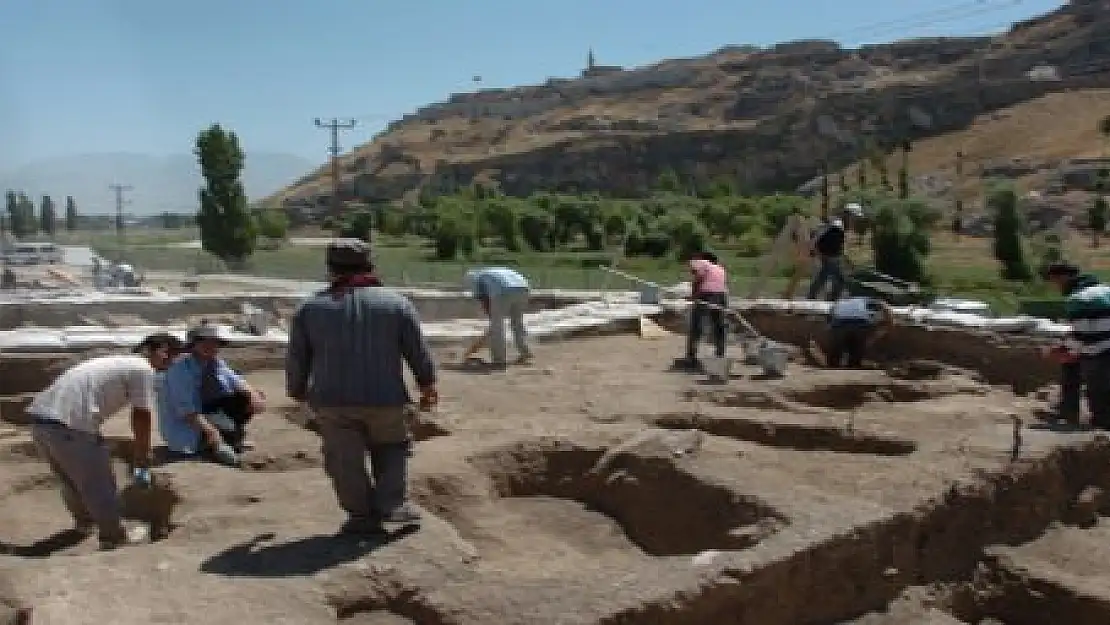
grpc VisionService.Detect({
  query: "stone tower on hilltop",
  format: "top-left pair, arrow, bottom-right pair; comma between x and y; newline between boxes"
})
582,47 -> 622,78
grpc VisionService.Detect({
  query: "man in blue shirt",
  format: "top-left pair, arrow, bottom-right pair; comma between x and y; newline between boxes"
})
462,267 -> 533,367
823,296 -> 894,368
160,324 -> 266,466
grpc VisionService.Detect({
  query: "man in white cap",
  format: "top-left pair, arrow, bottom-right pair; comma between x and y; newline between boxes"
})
807,216 -> 848,301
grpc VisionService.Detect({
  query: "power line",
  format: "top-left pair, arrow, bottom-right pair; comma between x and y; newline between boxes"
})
314,118 -> 358,218
109,183 -> 132,261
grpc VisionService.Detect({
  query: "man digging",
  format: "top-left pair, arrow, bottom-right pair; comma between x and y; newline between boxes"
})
1044,261 -> 1110,430
460,266 -> 534,368
286,239 -> 438,535
807,296 -> 894,368
24,332 -> 182,550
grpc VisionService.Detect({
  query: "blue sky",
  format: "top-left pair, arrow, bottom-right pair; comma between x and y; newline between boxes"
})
0,0 -> 1063,171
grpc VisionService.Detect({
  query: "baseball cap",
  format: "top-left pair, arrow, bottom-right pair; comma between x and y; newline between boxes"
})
326,238 -> 372,268
133,332 -> 185,354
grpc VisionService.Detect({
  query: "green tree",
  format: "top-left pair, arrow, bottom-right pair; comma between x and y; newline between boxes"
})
897,139 -> 912,199
39,195 -> 56,235
7,193 -> 36,238
256,208 -> 289,241
4,192 -> 16,236
194,124 -> 257,264
869,198 -> 930,283
339,209 -> 373,242
1089,195 -> 1108,248
989,185 -> 1032,281
161,212 -> 186,229
655,168 -> 682,194
64,196 -> 78,231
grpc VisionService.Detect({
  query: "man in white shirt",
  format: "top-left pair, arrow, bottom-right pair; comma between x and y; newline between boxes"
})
26,332 -> 182,550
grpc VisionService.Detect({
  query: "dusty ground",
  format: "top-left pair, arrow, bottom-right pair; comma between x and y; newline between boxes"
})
2,332 -> 1110,624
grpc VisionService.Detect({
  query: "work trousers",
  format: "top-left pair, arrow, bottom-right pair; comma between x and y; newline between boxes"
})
30,419 -> 123,541
827,321 -> 874,368
488,287 -> 532,365
687,292 -> 728,360
807,256 -> 846,301
1057,361 -> 1082,423
198,391 -> 254,454
1080,353 -> 1110,430
313,405 -> 413,522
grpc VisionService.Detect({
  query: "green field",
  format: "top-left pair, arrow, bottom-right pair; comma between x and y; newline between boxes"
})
57,226 -> 1104,315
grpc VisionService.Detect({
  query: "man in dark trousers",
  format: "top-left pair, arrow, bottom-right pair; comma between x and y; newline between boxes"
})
160,324 -> 266,466
678,251 -> 729,370
822,296 -> 894,368
286,239 -> 438,535
807,217 -> 847,301
1045,261 -> 1110,430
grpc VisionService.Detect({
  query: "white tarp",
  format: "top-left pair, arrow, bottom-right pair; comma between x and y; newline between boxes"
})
0,300 -> 660,353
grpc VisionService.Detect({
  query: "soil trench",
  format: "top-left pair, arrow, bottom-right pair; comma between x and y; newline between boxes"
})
650,412 -> 917,456
471,440 -> 787,557
592,439 -> 1110,625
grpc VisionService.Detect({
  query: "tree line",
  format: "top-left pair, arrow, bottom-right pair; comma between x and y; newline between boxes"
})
3,192 -> 79,238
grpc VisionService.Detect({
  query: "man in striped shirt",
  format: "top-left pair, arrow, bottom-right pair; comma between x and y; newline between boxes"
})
286,239 -> 438,534
1046,262 -> 1110,430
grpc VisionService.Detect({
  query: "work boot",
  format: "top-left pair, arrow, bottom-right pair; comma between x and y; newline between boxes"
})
379,503 -> 423,525
73,519 -> 96,538
339,516 -> 386,537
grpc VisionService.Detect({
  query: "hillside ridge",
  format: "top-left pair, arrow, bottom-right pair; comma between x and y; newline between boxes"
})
271,0 -> 1110,211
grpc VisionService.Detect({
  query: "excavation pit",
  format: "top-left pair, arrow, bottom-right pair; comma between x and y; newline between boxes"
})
473,440 -> 787,556
783,380 -> 973,411
651,413 -> 918,456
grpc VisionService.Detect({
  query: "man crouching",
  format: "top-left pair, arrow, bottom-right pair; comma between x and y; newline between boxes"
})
808,296 -> 895,368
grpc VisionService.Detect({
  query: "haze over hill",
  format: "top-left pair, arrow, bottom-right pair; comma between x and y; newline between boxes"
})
0,152 -> 315,216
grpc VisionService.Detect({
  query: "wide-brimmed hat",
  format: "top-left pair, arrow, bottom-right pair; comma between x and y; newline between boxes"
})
186,324 -> 229,347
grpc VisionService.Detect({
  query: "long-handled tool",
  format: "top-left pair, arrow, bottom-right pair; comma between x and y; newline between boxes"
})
597,265 -> 764,339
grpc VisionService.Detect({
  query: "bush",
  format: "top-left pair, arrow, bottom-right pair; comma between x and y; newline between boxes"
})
989,185 -> 1032,281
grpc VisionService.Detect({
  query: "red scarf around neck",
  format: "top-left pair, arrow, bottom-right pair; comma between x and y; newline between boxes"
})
328,272 -> 382,298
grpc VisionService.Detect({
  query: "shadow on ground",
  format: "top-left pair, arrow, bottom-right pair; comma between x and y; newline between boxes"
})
0,529 -> 87,558
199,526 -> 418,578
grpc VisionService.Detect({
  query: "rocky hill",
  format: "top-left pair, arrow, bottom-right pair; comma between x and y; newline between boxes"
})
270,0 -> 1110,211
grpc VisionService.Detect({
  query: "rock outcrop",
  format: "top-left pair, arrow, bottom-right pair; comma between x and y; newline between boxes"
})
271,1 -> 1110,209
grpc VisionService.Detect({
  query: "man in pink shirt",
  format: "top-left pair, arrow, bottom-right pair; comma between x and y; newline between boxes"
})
680,251 -> 729,369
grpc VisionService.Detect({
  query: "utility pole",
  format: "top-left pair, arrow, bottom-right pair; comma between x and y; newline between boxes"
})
953,151 -> 964,239
820,160 -> 830,220
314,118 -> 357,220
109,183 -> 132,261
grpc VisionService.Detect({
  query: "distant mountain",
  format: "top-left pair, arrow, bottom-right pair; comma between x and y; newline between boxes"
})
0,152 -> 318,215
